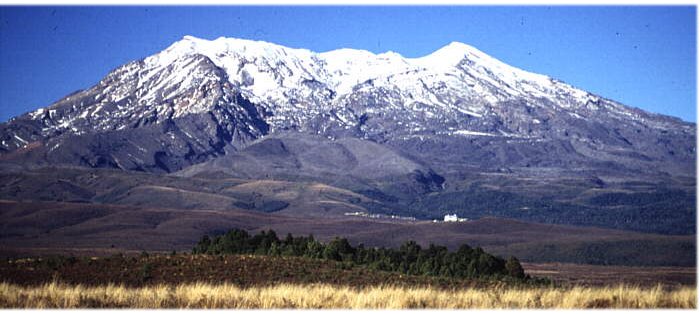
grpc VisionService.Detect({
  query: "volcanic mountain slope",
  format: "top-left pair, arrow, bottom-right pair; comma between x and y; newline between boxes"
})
0,36 -> 695,234
178,132 -> 446,202
0,166 -> 381,218
0,52 -> 268,172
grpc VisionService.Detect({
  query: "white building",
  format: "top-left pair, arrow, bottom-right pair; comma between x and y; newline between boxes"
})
444,214 -> 468,222
444,214 -> 458,222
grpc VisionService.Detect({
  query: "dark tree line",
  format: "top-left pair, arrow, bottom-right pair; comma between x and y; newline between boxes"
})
193,228 -> 526,280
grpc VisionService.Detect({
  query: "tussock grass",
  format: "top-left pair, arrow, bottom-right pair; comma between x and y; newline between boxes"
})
0,281 -> 695,309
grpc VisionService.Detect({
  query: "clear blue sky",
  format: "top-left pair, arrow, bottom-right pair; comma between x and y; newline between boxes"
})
0,6 -> 696,122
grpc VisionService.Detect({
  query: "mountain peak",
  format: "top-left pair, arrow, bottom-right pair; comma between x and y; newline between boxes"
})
443,41 -> 475,50
410,41 -> 489,70
181,34 -> 202,41
430,41 -> 480,57
423,41 -> 490,61
172,34 -> 212,48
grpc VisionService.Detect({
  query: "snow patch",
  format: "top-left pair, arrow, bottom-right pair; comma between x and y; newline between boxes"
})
30,108 -> 45,119
453,130 -> 497,137
455,107 -> 483,118
13,135 -> 28,144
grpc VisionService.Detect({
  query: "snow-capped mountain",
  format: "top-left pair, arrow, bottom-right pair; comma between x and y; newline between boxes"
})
0,35 -> 694,175
0,35 -> 695,235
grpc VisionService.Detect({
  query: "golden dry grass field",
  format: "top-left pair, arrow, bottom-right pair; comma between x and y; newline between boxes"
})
0,281 -> 695,309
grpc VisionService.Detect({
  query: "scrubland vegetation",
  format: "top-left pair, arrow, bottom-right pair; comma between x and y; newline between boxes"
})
0,281 -> 695,309
0,228 -> 694,309
193,228 -> 528,280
